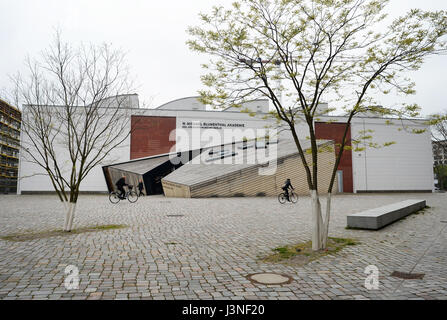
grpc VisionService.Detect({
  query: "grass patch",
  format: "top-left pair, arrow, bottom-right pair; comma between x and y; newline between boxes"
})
90,224 -> 126,230
0,224 -> 127,242
262,237 -> 358,266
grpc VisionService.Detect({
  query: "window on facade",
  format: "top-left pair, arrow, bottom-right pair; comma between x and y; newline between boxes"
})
206,149 -> 237,162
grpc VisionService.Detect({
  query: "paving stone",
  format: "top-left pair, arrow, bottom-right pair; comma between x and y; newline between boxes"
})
0,193 -> 446,300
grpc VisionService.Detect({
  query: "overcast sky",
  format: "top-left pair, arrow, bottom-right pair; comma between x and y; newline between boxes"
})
1,0 -> 446,116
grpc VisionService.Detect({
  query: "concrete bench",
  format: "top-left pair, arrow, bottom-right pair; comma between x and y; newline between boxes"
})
347,199 -> 426,230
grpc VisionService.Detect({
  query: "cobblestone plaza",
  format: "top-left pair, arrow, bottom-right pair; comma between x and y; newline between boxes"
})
0,193 -> 446,300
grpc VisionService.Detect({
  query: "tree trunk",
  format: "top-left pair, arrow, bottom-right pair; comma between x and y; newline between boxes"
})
63,202 -> 77,232
67,203 -> 76,231
63,203 -> 71,231
311,190 -> 323,251
321,192 -> 333,248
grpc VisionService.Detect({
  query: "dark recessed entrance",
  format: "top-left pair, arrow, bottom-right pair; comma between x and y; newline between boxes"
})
102,149 -> 202,196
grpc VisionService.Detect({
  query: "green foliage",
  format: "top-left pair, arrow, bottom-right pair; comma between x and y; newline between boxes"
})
383,141 -> 396,147
411,128 -> 427,134
188,0 -> 446,115
384,120 -> 394,125
0,225 -> 128,242
187,0 -> 447,192
263,237 -> 358,265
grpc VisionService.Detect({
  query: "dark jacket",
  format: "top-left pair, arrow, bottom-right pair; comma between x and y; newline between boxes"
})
283,180 -> 294,190
116,177 -> 127,188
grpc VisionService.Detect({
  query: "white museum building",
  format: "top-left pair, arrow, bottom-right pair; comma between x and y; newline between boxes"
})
17,94 -> 435,196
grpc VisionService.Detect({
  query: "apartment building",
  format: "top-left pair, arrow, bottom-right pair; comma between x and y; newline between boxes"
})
0,98 -> 21,194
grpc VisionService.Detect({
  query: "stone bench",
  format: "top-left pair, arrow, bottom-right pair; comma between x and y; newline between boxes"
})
347,199 -> 426,230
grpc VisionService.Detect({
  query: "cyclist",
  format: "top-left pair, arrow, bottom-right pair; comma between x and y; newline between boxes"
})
282,178 -> 294,202
115,175 -> 128,199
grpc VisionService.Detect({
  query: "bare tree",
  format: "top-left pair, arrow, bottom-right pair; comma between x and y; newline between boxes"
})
12,31 -> 136,231
431,111 -> 447,147
188,0 -> 447,250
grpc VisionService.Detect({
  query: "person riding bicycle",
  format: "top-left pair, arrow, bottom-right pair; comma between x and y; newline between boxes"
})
115,175 -> 128,199
282,178 -> 294,202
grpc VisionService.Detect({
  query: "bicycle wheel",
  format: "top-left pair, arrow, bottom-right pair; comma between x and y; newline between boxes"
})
109,192 -> 120,204
278,193 -> 287,204
127,191 -> 138,203
290,192 -> 298,203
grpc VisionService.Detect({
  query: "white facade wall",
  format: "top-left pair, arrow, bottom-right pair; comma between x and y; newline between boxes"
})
224,99 -> 270,113
96,94 -> 139,109
18,107 -> 131,194
350,118 -> 434,192
157,96 -> 270,113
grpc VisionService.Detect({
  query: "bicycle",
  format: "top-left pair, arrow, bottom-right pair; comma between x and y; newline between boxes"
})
109,185 -> 138,204
278,190 -> 298,204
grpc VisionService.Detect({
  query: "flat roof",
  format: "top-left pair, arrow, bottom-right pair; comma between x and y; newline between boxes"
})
0,98 -> 21,113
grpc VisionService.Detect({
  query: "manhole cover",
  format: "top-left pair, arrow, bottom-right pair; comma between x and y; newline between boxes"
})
391,271 -> 425,280
247,273 -> 293,285
166,214 -> 184,217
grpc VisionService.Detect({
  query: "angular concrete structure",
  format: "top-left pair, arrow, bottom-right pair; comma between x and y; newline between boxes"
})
347,199 -> 426,230
162,136 -> 338,198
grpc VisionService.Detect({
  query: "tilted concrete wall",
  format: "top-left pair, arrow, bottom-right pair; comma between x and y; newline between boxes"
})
162,180 -> 191,198
162,146 -> 338,198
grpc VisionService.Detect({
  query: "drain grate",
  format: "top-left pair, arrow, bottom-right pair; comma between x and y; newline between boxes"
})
247,273 -> 293,285
166,214 -> 184,217
391,271 -> 425,280
440,221 -> 447,223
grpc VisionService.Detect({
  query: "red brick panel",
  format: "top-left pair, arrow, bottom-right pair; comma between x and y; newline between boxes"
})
315,122 -> 353,193
130,116 -> 176,159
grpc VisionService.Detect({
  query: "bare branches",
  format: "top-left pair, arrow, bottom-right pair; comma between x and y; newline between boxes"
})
431,111 -> 447,154
13,32 -> 134,204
